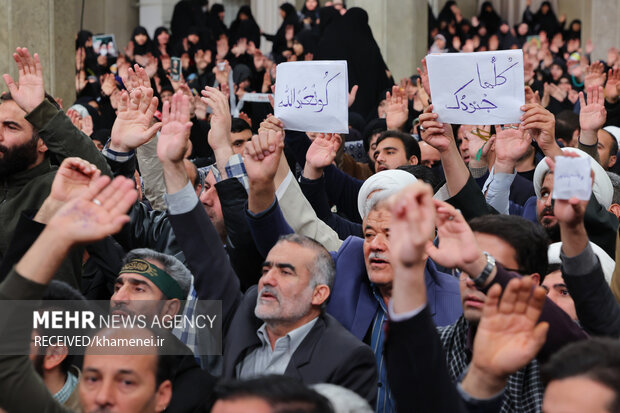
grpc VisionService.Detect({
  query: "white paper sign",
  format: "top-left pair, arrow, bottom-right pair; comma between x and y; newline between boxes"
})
426,50 -> 525,125
274,60 -> 348,133
553,156 -> 592,201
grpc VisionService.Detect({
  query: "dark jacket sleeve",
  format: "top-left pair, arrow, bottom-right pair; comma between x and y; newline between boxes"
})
0,212 -> 45,282
25,99 -> 112,178
446,174 -> 499,220
563,252 -> 620,338
481,264 -> 588,363
216,178 -> 264,291
387,307 -> 469,413
245,199 -> 295,258
284,130 -> 364,223
0,270 -> 72,413
298,175 -> 363,239
168,200 -> 243,334
114,202 -> 185,263
583,196 -> 618,258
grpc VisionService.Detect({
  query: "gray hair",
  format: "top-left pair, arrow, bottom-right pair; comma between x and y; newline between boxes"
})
311,384 -> 373,413
607,171 -> 620,205
276,234 -> 335,305
122,248 -> 192,299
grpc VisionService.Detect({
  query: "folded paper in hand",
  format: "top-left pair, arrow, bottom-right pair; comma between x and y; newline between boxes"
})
274,60 -> 348,133
552,156 -> 592,201
426,50 -> 524,125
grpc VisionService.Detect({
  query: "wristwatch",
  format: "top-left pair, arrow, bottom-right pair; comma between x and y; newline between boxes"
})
469,252 -> 496,287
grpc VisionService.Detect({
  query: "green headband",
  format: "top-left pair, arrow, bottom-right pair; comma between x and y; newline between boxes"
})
119,259 -> 185,300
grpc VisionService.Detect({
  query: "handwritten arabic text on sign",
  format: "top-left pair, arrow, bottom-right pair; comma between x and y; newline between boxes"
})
274,60 -> 348,133
426,50 -> 525,125
553,156 -> 592,202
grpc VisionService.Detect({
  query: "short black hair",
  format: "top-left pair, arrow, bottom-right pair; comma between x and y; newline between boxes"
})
362,118 -> 387,153
396,164 -> 444,193
542,338 -> 620,412
469,215 -> 550,276
231,117 -> 251,133
555,110 -> 579,146
375,130 -> 421,163
213,375 -> 334,413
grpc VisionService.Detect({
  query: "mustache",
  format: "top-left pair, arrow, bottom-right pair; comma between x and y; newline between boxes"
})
369,251 -> 389,261
110,302 -> 136,317
539,206 -> 554,218
0,144 -> 7,154
258,286 -> 280,302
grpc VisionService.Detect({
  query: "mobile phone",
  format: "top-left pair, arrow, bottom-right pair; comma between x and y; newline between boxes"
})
171,57 -> 182,81
217,61 -> 226,71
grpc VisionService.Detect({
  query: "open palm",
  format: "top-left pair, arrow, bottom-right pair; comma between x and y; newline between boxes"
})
2,48 -> 45,113
157,92 -> 193,164
495,126 -> 531,164
579,86 -> 606,131
110,88 -> 161,152
471,279 -> 548,378
306,134 -> 340,169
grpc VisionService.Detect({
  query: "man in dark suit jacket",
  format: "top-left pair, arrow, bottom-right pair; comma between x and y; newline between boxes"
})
157,93 -> 378,405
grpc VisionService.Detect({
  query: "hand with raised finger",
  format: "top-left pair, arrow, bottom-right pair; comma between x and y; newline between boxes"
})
48,175 -> 138,245
419,105 -> 454,153
110,87 -> 161,152
463,278 -> 548,397
244,129 -> 284,186
2,47 -> 45,113
157,91 -> 193,165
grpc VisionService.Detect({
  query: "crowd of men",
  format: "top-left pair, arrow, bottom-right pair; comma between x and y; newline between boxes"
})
1,0 -> 620,412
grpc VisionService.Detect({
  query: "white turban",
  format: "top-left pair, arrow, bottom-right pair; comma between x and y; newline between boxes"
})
533,147 -> 613,209
357,170 -> 417,219
547,242 -> 615,284
603,126 -> 620,146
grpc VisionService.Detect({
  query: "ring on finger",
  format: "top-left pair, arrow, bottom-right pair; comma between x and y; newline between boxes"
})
93,198 -> 102,206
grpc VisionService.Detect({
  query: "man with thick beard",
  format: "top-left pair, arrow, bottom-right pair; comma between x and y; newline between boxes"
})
0,48 -> 110,286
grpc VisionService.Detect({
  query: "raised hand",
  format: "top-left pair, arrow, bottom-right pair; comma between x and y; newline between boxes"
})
524,86 -> 541,105
584,61 -> 607,90
157,91 -> 193,165
419,105 -> 455,153
385,85 -> 409,131
605,67 -> 620,104
121,64 -> 151,93
101,73 -> 117,97
2,47 -> 45,113
244,128 -> 284,186
201,86 -> 232,151
520,103 -> 560,159
81,115 -> 93,136
304,133 -> 341,179
417,58 -> 431,98
579,85 -> 606,132
494,125 -> 532,172
109,88 -> 161,152
259,115 -> 284,135
425,200 -> 485,276
388,182 -> 436,269
48,175 -> 137,245
348,84 -> 359,108
67,109 -> 82,130
50,157 -> 101,204
463,278 -> 548,396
